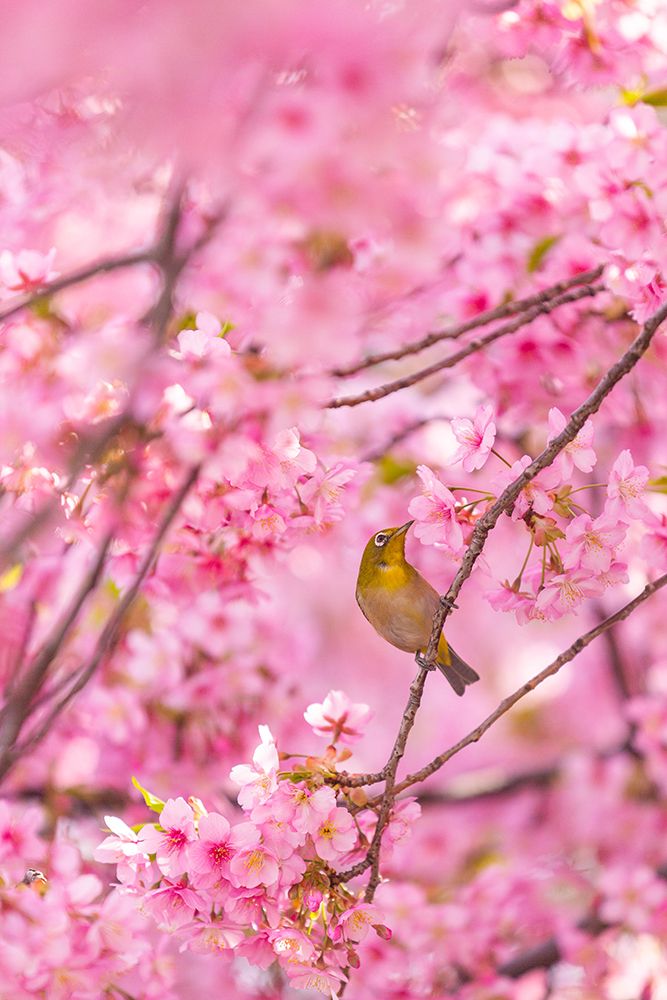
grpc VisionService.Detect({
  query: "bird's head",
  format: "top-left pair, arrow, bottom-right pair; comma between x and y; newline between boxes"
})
358,520 -> 414,580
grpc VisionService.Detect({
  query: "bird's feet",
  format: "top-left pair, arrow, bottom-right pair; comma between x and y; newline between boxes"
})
415,652 -> 436,671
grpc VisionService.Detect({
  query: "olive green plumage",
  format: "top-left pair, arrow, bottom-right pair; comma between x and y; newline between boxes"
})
355,520 -> 479,696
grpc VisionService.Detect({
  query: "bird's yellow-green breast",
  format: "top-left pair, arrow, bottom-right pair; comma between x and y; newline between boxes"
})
354,519 -> 481,696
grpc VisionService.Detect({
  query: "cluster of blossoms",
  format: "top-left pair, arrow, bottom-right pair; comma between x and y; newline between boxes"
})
408,403 -> 659,624
96,693 -> 409,997
1,1 -> 667,998
0,802 -> 179,1000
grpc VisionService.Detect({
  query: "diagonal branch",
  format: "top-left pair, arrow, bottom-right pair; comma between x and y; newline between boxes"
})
0,250 -> 154,326
327,283 -> 604,408
0,526 -> 116,768
389,574 -> 667,799
331,266 -> 604,378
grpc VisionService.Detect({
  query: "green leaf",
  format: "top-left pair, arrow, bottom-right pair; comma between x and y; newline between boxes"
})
376,455 -> 417,485
527,235 -> 561,274
649,475 -> 667,494
131,776 -> 165,814
641,88 -> 667,107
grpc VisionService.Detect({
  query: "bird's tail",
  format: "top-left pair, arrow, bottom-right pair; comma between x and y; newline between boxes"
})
437,640 -> 480,697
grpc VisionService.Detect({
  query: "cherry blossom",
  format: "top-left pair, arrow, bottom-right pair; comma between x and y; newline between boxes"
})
408,464 -> 464,551
137,797 -> 196,877
450,404 -> 497,472
548,407 -> 596,476
229,725 -> 279,809
606,449 -> 650,520
304,689 -> 372,745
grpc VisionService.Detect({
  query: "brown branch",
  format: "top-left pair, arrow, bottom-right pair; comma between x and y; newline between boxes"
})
417,738 -> 631,805
331,667 -> 429,887
0,250 -> 154,326
422,298 -> 667,667
0,526 -> 116,773
0,191 -> 224,572
327,283 -> 604,408
592,600 -> 633,702
389,575 -> 667,799
0,465 -> 200,785
331,266 -> 604,378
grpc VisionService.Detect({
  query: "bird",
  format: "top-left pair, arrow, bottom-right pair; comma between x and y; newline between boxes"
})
355,520 -> 480,696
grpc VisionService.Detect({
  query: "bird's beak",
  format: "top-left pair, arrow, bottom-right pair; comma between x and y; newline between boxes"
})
394,519 -> 414,537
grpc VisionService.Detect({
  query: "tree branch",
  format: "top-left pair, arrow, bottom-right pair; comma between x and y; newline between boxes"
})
0,465 -> 200,785
328,283 -> 604,408
389,575 -> 667,799
0,526 -> 116,772
0,250 -> 154,326
331,266 -> 604,378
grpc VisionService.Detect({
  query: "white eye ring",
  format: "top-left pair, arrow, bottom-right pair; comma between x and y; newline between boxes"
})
374,532 -> 388,547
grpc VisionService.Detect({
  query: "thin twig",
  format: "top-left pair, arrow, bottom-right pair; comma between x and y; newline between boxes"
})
0,466 -> 200,784
0,251 -> 154,326
328,284 -> 604,408
331,266 -> 604,378
389,575 -> 667,798
361,416 -> 450,464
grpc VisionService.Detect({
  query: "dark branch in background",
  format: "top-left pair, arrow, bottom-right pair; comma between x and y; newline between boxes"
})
332,266 -> 604,378
328,283 -> 604,408
0,186 -> 223,573
361,416 -> 451,464
0,466 -> 200,785
0,250 -> 154,326
0,526 -> 116,770
417,737 -> 632,805
592,600 -> 634,702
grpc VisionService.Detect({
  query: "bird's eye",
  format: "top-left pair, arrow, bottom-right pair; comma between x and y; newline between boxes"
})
374,532 -> 388,547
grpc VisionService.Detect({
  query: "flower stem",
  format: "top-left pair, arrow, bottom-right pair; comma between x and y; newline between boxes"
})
491,447 -> 512,468
512,534 -> 534,590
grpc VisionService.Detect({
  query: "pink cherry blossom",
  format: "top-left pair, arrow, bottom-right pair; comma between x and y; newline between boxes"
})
606,449 -> 650,520
598,865 -> 667,932
548,407 -> 596,475
144,878 -> 204,931
270,927 -> 316,965
408,464 -> 464,551
312,807 -> 357,862
188,812 -> 234,887
286,964 -> 346,997
229,725 -> 279,809
450,404 -> 496,472
335,903 -> 386,943
137,798 -> 196,877
535,568 -> 605,619
0,248 -> 57,292
304,689 -> 372,745
228,824 -> 280,889
494,455 -> 562,521
563,512 -> 626,572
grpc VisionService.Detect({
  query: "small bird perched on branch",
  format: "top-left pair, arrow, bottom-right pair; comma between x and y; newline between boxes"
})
355,520 -> 479,696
